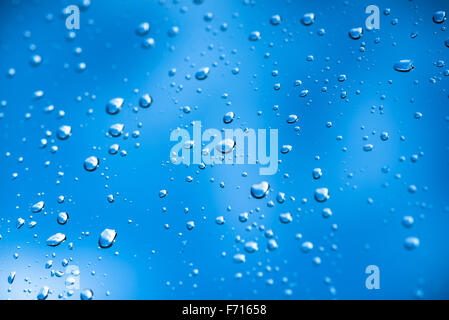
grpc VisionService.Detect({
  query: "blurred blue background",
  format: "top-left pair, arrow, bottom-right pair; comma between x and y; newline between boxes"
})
0,0 -> 448,300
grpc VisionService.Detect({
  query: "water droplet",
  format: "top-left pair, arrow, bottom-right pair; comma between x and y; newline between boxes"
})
216,139 -> 236,154
239,212 -> 248,222
80,289 -> 94,300
276,192 -> 286,203
244,241 -> 259,253
186,221 -> 195,230
57,125 -> 72,140
16,218 -> 25,229
314,187 -> 329,202
279,212 -> 293,224
57,212 -> 69,225
168,26 -> 179,37
139,94 -> 153,108
136,22 -> 150,36
46,233 -> 66,246
109,144 -> 120,155
280,145 -> 292,154
322,208 -> 332,218
233,253 -> 246,264
32,201 -> 45,213
312,168 -> 322,179
99,228 -> 117,248
106,98 -> 124,115
84,156 -> 99,172
109,123 -> 124,137
30,54 -> 42,67
223,111 -> 235,124
142,37 -> 155,48
195,67 -> 210,80
301,13 -> 315,26
8,271 -> 16,284
404,236 -> 420,250
159,189 -> 167,198
301,241 -> 313,253
251,181 -> 270,199
394,59 -> 414,72
348,27 -> 363,40
37,286 -> 49,300
433,11 -> 446,24
402,216 -> 414,228
248,31 -> 261,41
270,15 -> 281,26
267,239 -> 278,251
287,114 -> 298,123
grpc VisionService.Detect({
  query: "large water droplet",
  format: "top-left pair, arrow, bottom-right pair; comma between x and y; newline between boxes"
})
37,286 -> 49,300
57,212 -> 69,225
314,187 -> 329,202
84,156 -> 99,172
312,168 -> 322,179
270,15 -> 282,26
251,181 -> 270,199
8,271 -> 16,284
233,253 -> 246,264
248,31 -> 261,41
394,59 -> 414,72
159,189 -> 167,198
301,13 -> 315,26
99,228 -> 117,248
46,233 -> 66,246
280,145 -> 292,154
80,289 -> 94,300
32,201 -> 45,213
136,22 -> 150,36
57,125 -> 72,140
348,27 -> 363,40
433,11 -> 446,24
287,114 -> 298,124
404,236 -> 420,250
109,123 -> 124,137
195,67 -> 210,80
216,139 -> 235,154
106,98 -> 124,115
244,241 -> 259,253
223,111 -> 235,124
279,212 -> 293,224
139,94 -> 153,108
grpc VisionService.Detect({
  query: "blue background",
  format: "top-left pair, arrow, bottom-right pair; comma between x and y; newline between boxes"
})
0,0 -> 448,299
